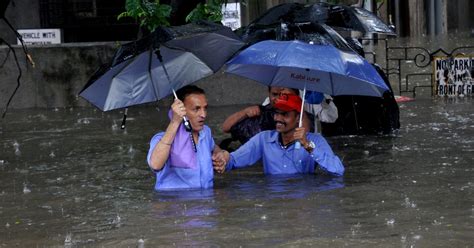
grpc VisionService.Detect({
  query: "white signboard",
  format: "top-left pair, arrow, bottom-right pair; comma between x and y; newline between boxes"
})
433,56 -> 473,96
17,29 -> 62,45
222,3 -> 241,30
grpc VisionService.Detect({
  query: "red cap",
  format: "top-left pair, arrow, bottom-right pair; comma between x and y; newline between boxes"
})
273,94 -> 302,113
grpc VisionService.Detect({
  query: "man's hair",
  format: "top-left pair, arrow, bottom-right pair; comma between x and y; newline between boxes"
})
267,86 -> 299,95
176,85 -> 205,101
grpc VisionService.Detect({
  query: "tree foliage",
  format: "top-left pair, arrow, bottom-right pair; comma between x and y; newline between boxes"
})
117,0 -> 172,32
185,0 -> 225,23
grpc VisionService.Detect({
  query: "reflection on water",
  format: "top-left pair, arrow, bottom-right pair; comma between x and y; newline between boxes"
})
0,96 -> 472,246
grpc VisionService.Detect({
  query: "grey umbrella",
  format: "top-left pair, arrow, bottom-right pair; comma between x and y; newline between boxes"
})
79,22 -> 244,112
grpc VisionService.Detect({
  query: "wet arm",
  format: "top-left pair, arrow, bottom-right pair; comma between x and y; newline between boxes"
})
226,134 -> 264,171
309,136 -> 345,176
148,120 -> 181,171
213,144 -> 226,154
221,105 -> 261,133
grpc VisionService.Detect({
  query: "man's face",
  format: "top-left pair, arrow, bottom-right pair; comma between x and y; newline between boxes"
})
269,87 -> 299,106
183,93 -> 208,132
273,109 -> 299,134
280,88 -> 297,95
268,87 -> 284,106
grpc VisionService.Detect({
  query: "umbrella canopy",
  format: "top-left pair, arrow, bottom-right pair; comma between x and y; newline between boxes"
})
248,2 -> 395,35
80,22 -> 245,111
226,40 -> 389,97
237,22 -> 354,52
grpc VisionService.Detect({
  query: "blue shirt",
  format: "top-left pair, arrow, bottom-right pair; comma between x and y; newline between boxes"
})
147,126 -> 215,190
226,130 -> 344,176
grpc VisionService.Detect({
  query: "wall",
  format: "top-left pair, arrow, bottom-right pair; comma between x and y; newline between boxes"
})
408,0 -> 426,36
0,0 -> 41,44
0,42 -> 267,111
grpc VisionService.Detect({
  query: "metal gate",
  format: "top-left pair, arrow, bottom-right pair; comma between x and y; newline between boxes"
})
360,38 -> 474,97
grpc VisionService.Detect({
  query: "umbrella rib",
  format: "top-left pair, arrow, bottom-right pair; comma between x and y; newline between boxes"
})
109,55 -> 137,80
103,53 -> 140,110
329,72 -> 334,95
147,47 -> 160,101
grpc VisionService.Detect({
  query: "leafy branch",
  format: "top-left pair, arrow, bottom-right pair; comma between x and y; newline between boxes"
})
117,0 -> 172,32
186,0 -> 225,23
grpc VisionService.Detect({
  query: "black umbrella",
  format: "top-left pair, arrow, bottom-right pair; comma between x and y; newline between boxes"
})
237,21 -> 355,52
247,2 -> 395,35
79,21 -> 244,112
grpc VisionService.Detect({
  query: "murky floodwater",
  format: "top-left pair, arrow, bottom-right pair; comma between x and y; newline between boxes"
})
0,95 -> 472,247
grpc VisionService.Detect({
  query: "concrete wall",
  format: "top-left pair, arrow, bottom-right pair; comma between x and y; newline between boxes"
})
0,0 -> 41,44
408,0 -> 426,37
0,42 -> 267,111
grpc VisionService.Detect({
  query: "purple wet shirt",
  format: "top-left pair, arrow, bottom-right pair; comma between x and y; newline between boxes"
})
147,124 -> 216,190
168,111 -> 197,169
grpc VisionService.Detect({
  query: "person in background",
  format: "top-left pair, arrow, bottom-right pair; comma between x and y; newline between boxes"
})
213,93 -> 344,176
220,87 -> 314,150
147,85 -> 224,190
299,91 -> 338,133
257,90 -> 338,133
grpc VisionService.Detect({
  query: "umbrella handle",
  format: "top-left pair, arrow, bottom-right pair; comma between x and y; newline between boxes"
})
295,87 -> 307,150
171,89 -> 193,132
295,141 -> 301,149
183,116 -> 192,132
120,108 -> 128,129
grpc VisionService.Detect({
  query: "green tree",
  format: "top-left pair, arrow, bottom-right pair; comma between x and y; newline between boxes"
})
117,0 -> 172,32
185,0 -> 224,23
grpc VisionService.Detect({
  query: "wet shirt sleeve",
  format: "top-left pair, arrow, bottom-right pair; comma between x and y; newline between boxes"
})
226,133 -> 264,171
147,132 -> 166,171
307,134 -> 345,176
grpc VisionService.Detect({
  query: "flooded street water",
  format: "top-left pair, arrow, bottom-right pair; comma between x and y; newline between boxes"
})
0,95 -> 472,247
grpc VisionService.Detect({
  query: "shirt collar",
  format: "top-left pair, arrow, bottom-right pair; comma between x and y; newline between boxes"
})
266,131 -> 279,143
266,130 -> 297,149
197,126 -> 207,142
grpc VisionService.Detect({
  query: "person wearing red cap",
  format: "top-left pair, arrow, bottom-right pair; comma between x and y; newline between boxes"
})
213,93 -> 344,176
219,87 -> 314,149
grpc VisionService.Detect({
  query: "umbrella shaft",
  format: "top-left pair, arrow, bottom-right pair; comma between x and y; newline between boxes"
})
299,87 -> 306,128
172,89 -> 178,99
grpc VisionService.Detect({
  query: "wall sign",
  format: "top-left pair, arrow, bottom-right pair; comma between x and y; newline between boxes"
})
433,56 -> 473,96
17,29 -> 62,45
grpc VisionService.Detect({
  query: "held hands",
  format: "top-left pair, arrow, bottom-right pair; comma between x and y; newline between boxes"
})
244,106 -> 261,118
171,99 -> 186,123
212,150 -> 230,174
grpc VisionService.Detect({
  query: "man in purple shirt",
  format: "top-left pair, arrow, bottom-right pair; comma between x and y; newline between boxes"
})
213,93 -> 344,176
147,85 -> 223,190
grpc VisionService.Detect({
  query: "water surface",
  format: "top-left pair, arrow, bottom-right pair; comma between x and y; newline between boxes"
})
0,97 -> 473,247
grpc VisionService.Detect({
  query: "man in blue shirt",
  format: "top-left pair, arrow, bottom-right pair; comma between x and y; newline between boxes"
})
147,85 -> 223,190
213,93 -> 344,176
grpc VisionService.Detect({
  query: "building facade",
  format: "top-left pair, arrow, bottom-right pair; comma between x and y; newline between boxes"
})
1,0 -> 473,44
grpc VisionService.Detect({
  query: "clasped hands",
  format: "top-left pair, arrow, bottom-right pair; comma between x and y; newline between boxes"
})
212,150 -> 230,174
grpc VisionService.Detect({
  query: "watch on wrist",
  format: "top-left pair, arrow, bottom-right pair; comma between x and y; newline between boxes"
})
304,141 -> 315,152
